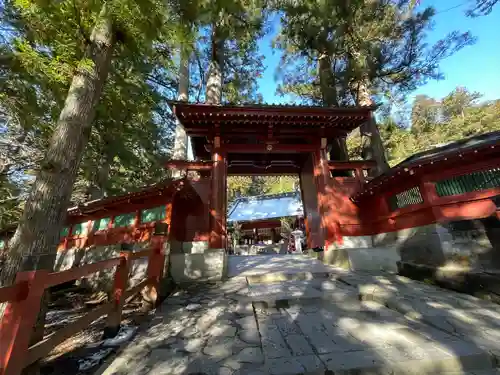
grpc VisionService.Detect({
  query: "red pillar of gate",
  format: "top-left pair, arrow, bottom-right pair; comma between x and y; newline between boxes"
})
313,138 -> 333,249
313,138 -> 342,250
209,136 -> 227,249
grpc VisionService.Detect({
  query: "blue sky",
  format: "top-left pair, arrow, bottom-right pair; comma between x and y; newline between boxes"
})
256,0 -> 500,105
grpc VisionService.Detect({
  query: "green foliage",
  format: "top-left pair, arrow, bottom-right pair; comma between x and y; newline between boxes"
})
0,0 -> 183,226
189,0 -> 268,104
227,175 -> 298,203
467,0 -> 499,16
1,0 -> 270,229
274,0 -> 475,106
347,87 -> 500,166
441,87 -> 481,121
411,95 -> 440,134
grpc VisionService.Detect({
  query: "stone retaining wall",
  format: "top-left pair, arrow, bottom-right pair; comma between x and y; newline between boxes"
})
322,246 -> 400,272
169,249 -> 227,283
315,215 -> 500,276
373,218 -> 500,271
234,244 -> 287,255
170,240 -> 209,254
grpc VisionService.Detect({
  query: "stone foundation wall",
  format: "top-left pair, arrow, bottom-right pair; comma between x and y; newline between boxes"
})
322,245 -> 400,272
319,215 -> 499,274
169,249 -> 227,283
331,236 -> 373,249
372,224 -> 447,266
373,217 -> 500,271
170,240 -> 209,254
234,244 -> 287,255
373,216 -> 500,301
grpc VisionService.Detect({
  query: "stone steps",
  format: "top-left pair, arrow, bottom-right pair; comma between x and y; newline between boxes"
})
99,257 -> 500,375
246,271 -> 500,375
245,271 -> 332,284
247,279 -> 359,307
331,271 -> 500,370
254,298 -> 498,375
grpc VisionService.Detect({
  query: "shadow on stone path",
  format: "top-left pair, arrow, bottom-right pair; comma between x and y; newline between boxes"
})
96,256 -> 500,375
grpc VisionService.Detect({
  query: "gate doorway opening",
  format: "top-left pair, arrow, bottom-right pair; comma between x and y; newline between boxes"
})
167,102 -> 377,253
226,175 -> 304,255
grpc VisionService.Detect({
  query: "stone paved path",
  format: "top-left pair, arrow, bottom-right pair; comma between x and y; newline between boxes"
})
98,255 -> 500,375
226,254 -> 334,278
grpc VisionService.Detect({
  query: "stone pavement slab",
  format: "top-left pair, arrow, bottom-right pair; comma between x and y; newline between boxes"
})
227,254 -> 335,278
98,267 -> 500,375
337,270 -> 500,363
247,278 -> 360,306
265,355 -> 325,375
247,279 -> 324,303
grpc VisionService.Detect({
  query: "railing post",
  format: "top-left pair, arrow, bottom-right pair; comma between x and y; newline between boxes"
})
103,250 -> 131,339
0,270 -> 49,375
142,223 -> 168,310
354,168 -> 364,190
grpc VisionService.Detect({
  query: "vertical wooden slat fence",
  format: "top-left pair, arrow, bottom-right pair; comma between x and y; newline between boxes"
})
0,238 -> 166,375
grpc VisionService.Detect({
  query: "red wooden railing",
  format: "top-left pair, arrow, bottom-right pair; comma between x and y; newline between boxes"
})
0,239 -> 166,375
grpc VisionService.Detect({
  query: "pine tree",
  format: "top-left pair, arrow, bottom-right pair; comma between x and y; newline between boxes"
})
467,0 -> 499,16
276,0 -> 475,176
171,3 -> 200,171
0,0 -> 182,349
200,0 -> 267,105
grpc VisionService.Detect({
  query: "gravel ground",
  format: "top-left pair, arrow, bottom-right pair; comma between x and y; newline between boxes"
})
35,287 -> 157,375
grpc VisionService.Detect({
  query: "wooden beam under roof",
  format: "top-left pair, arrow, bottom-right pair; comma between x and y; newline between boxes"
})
164,160 -> 213,171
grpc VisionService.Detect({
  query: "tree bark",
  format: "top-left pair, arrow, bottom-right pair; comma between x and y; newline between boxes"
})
171,45 -> 190,177
88,145 -> 114,200
0,3 -> 114,343
318,52 -> 349,165
357,79 -> 390,177
318,53 -> 338,107
205,25 -> 224,105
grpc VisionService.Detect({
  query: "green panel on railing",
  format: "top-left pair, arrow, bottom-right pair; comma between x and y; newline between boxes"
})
72,222 -> 87,236
113,212 -> 136,228
93,217 -> 110,231
60,227 -> 70,237
435,168 -> 500,197
141,205 -> 166,223
387,186 -> 423,211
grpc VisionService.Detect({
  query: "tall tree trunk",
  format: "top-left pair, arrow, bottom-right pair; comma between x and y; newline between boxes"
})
318,53 -> 338,107
87,145 -> 114,200
171,45 -> 190,177
357,78 -> 390,177
0,3 -> 114,347
318,52 -> 349,171
206,25 -> 224,105
85,126 -> 115,200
